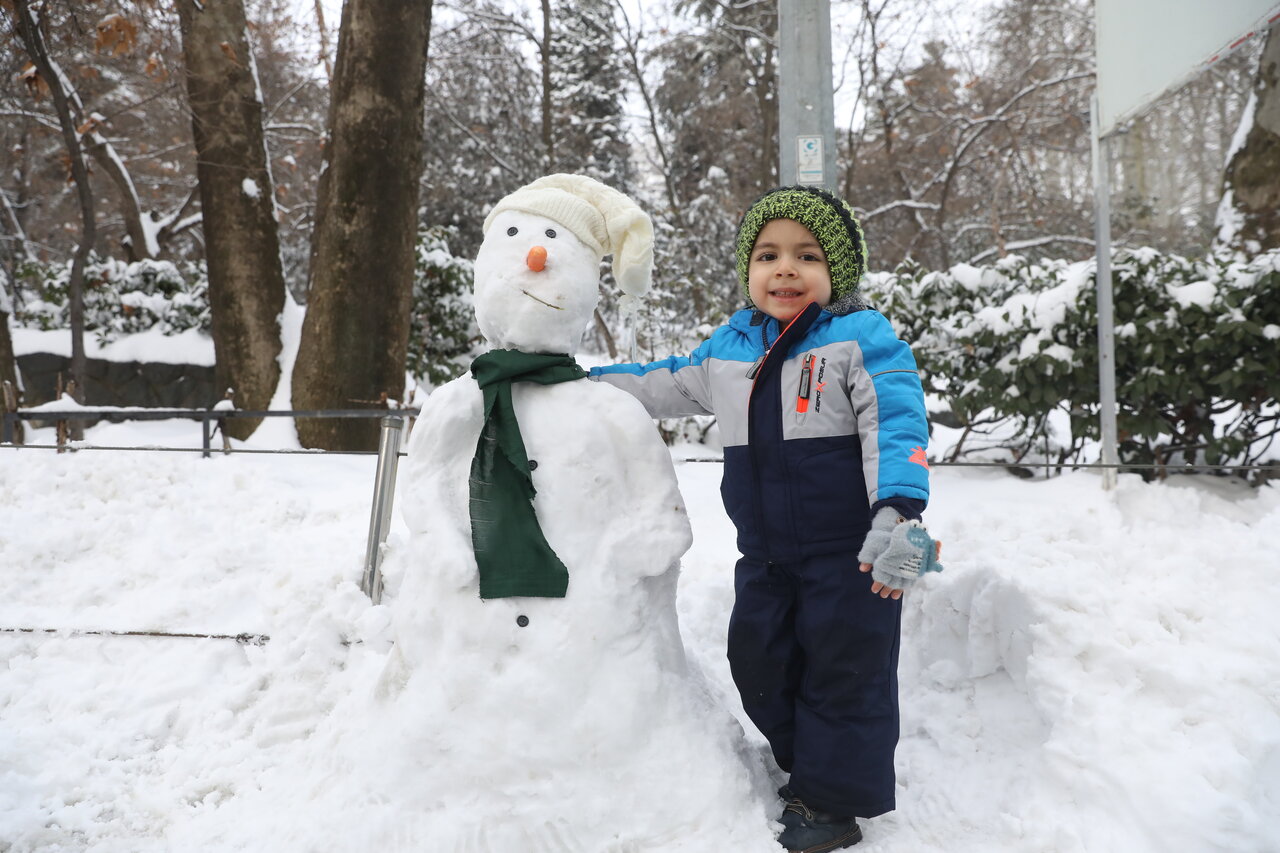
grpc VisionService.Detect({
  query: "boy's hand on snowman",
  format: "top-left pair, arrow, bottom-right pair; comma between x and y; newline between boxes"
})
858,507 -> 944,599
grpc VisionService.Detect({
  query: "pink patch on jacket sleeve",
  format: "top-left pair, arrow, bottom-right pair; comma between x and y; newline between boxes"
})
909,446 -> 930,469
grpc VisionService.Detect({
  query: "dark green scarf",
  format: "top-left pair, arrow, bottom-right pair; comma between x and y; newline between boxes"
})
469,349 -> 588,599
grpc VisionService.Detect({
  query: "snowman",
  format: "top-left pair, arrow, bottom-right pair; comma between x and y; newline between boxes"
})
374,175 -> 774,851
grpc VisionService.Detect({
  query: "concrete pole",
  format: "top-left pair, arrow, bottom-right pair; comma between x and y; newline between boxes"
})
1090,94 -> 1120,490
778,0 -> 838,189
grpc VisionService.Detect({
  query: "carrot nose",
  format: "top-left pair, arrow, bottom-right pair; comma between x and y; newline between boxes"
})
526,246 -> 547,272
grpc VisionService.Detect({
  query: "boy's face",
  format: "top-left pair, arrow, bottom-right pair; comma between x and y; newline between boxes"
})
747,218 -> 832,324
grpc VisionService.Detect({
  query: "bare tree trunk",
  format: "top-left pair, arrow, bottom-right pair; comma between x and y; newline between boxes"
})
176,0 -> 287,438
1221,27 -> 1280,251
13,0 -> 91,417
291,0 -> 432,450
1,186 -> 32,414
13,8 -> 162,264
753,39 -> 778,189
81,132 -> 156,262
313,0 -> 334,82
1118,122 -> 1153,241
1,298 -> 19,434
540,0 -> 554,169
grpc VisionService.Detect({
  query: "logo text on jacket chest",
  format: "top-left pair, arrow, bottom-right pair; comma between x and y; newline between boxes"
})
814,357 -> 828,413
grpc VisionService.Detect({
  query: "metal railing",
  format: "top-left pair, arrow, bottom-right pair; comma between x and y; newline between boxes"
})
3,406 -> 415,606
362,416 -> 405,605
2,407 -> 417,458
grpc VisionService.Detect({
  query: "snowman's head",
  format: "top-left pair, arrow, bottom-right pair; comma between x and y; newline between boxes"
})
474,174 -> 654,355
473,210 -> 601,354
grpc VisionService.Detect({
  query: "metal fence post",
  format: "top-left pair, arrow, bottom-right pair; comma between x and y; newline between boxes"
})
2,381 -> 20,444
361,416 -> 405,604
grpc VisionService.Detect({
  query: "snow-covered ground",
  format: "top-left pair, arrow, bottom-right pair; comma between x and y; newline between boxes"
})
2,419 -> 1279,852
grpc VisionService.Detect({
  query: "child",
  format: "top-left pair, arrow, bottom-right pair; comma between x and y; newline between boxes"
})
590,185 -> 938,853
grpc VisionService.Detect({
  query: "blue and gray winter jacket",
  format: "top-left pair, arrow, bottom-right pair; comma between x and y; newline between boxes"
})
591,301 -> 930,562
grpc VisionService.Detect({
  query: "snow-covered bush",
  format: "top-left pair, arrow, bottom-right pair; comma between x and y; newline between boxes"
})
15,239 -> 1278,474
12,256 -> 209,341
406,225 -> 479,387
865,248 -> 1280,472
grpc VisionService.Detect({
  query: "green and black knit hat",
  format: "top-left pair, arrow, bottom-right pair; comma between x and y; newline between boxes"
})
735,185 -> 869,314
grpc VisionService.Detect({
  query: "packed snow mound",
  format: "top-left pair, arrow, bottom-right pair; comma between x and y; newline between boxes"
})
891,471 -> 1280,852
2,435 -> 1278,851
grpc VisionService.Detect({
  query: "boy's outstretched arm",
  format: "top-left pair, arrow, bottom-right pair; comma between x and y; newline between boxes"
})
589,339 -> 716,420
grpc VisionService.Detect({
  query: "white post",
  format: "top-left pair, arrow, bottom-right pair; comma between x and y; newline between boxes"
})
778,0 -> 838,189
1090,93 -> 1120,490
362,416 -> 405,604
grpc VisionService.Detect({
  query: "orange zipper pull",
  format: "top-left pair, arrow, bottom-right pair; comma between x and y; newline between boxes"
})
796,354 -> 813,413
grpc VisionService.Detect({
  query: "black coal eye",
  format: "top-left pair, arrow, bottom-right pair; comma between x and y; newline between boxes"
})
506,226 -> 518,236
545,228 -> 557,238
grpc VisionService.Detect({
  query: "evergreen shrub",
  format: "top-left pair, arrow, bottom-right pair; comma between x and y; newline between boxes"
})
12,255 -> 209,341
865,248 -> 1280,474
407,225 -> 479,387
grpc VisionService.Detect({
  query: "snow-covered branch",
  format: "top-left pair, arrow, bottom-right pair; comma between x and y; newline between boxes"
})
427,92 -> 520,176
0,109 -> 60,131
151,186 -> 202,247
10,13 -> 160,261
968,235 -> 1094,264
919,70 -> 1095,197
861,198 -> 942,219
1,188 -> 38,263
264,122 -> 324,136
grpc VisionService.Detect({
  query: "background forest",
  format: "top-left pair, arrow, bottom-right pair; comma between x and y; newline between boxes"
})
1,0 -> 1277,467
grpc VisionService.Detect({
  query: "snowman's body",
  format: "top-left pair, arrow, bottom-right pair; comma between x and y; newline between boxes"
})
377,207 -> 770,850
394,374 -> 692,690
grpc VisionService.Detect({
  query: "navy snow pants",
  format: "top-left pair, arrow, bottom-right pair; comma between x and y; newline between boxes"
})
727,551 -> 902,818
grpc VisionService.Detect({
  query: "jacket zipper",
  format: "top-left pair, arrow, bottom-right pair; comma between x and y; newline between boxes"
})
796,353 -> 814,415
747,304 -> 819,560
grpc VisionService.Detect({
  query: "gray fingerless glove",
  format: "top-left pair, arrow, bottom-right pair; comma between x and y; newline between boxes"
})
857,506 -> 901,566
858,506 -> 944,590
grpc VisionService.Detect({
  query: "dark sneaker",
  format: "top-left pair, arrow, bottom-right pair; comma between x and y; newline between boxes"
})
777,799 -> 862,853
777,784 -> 800,804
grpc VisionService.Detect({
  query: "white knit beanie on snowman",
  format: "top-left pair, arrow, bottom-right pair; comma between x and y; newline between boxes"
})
483,174 -> 654,309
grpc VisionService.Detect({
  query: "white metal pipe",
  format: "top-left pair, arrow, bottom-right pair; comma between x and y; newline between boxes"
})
362,415 -> 405,603
1090,93 -> 1120,490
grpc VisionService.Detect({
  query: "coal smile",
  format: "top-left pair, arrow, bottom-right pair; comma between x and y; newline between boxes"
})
521,289 -> 563,310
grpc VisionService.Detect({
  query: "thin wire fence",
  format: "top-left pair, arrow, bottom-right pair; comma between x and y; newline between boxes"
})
0,627 -> 270,645
6,437 -> 1279,475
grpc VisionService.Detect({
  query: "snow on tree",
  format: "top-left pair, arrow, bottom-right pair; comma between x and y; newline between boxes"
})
550,0 -> 630,190
1218,26 -> 1280,253
176,0 -> 288,438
